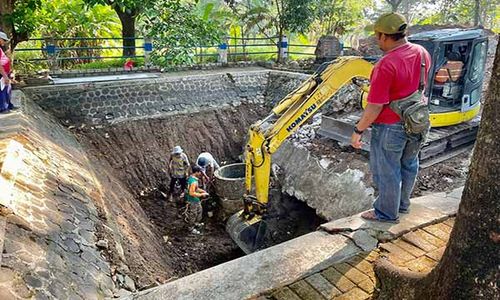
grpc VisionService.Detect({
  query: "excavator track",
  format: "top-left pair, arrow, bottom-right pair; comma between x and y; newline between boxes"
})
318,114 -> 480,168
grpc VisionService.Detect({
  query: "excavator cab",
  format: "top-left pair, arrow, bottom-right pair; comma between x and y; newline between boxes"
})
409,29 -> 488,127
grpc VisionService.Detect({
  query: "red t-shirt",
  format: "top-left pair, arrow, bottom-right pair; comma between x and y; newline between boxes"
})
0,48 -> 11,75
367,43 -> 431,124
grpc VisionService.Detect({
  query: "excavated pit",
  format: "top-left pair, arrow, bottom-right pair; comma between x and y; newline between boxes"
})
69,105 -> 325,285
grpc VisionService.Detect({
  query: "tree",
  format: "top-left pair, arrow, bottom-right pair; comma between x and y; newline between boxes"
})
375,38 -> 500,299
473,0 -> 481,26
140,0 -> 224,67
0,0 -> 41,49
237,0 -> 317,62
34,0 -> 120,66
84,0 -> 154,57
313,0 -> 372,36
417,0 -> 499,31
385,0 -> 403,12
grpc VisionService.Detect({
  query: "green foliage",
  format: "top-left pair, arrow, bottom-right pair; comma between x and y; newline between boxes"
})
140,0 -> 224,67
312,0 -> 373,35
238,0 -> 317,36
35,0 -> 121,67
11,0 -> 42,41
82,0 -> 152,15
416,0 -> 499,32
35,0 -> 120,38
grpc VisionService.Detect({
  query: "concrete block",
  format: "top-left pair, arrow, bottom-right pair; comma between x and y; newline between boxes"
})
126,232 -> 360,300
412,192 -> 461,216
274,142 -> 374,221
341,230 -> 378,252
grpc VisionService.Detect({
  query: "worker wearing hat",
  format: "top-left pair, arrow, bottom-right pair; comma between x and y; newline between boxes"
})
0,31 -> 16,113
167,146 -> 190,203
351,13 -> 432,223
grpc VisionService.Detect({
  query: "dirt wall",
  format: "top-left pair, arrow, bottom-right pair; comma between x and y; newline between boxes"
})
74,104 -> 267,196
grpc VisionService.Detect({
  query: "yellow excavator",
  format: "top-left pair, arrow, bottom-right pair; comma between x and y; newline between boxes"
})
227,57 -> 373,253
227,29 -> 488,253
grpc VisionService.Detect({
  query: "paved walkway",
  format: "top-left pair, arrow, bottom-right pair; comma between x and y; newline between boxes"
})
265,218 -> 455,300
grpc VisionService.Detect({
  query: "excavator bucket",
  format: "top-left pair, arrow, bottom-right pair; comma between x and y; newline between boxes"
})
226,211 -> 267,254
318,114 -> 371,151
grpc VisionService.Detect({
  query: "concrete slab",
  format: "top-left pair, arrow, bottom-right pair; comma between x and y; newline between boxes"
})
52,73 -> 159,85
445,187 -> 464,200
321,203 -> 448,242
412,189 -> 462,216
126,232 -> 361,300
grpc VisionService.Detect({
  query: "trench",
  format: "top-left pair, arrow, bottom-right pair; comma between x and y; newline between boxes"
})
71,102 -> 324,288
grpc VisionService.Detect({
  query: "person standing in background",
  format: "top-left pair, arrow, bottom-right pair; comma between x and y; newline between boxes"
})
0,31 -> 16,113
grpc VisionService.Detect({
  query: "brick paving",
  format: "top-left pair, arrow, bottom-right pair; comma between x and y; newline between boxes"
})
265,218 -> 455,300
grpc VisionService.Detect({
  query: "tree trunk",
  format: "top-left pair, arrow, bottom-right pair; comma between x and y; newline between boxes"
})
0,0 -> 14,48
116,9 -> 136,57
473,0 -> 481,26
277,28 -> 283,63
376,37 -> 500,299
386,0 -> 402,12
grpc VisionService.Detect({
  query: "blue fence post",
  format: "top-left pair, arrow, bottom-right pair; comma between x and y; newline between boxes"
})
45,37 -> 57,71
218,39 -> 228,65
279,35 -> 288,63
143,37 -> 153,68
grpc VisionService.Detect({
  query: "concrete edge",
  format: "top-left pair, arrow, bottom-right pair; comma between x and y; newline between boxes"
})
320,188 -> 462,241
124,231 -> 362,300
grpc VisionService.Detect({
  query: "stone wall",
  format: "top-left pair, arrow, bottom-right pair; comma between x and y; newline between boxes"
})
0,91 -> 183,297
0,92 -> 116,299
23,68 -> 363,127
23,71 -> 272,125
264,71 -> 309,107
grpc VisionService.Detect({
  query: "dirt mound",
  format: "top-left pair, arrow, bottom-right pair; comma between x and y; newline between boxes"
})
302,136 -> 469,197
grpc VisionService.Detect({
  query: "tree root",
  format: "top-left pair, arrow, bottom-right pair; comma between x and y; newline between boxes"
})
374,258 -> 426,300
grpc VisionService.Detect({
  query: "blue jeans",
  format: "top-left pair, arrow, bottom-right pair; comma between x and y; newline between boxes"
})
370,123 -> 422,221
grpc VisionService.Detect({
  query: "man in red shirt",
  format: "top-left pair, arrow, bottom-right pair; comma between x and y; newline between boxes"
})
351,13 -> 431,222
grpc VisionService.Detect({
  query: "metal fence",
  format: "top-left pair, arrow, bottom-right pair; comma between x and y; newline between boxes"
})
14,35 -> 316,69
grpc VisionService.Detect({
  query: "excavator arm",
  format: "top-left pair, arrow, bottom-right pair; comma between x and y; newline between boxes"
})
227,57 -> 373,253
